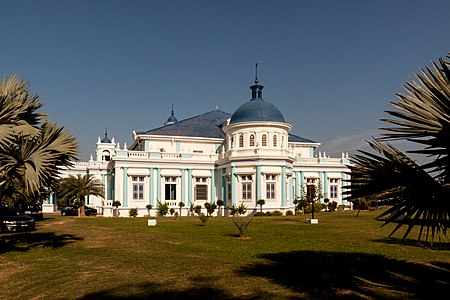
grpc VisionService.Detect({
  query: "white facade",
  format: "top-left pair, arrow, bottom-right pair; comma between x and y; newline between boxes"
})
47,81 -> 351,216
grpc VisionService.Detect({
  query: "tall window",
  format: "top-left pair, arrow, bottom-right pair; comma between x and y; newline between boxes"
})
241,175 -> 252,201
273,135 -> 277,147
249,134 -> 255,147
132,176 -> 144,200
239,134 -> 244,148
262,134 -> 267,146
195,177 -> 208,200
330,179 -> 339,198
164,177 -> 177,200
266,175 -> 276,200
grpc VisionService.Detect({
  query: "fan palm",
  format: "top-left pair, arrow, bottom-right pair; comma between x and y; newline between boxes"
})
0,75 -> 45,150
0,75 -> 78,208
58,174 -> 104,216
346,54 -> 450,244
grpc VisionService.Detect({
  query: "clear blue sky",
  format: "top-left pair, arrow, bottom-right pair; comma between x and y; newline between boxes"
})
1,0 -> 449,160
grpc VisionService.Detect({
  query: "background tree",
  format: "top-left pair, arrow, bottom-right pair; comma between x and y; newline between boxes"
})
112,201 -> 121,217
146,204 -> 153,217
216,199 -> 224,216
346,53 -> 450,244
178,201 -> 185,216
305,179 -> 324,220
256,199 -> 265,213
58,174 -> 104,216
0,75 -> 78,209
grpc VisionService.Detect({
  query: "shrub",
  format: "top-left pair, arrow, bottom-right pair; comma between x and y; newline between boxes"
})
157,202 -> 169,216
304,202 -> 322,215
228,202 -> 247,216
328,201 -> 338,212
352,199 -> 369,210
285,210 -> 293,216
199,213 -> 208,225
204,202 -> 217,216
170,208 -> 175,216
272,210 -> 283,216
129,207 -> 138,217
265,211 -> 273,216
254,211 -> 265,216
174,211 -> 179,220
216,200 -> 224,207
295,210 -> 303,216
194,205 -> 202,215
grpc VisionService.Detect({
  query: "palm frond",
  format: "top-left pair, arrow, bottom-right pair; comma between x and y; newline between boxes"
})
379,56 -> 450,180
346,139 -> 450,243
0,75 -> 46,150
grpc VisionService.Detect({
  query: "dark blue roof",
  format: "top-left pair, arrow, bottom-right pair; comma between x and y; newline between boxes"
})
139,110 -> 315,143
288,133 -> 316,143
141,110 -> 231,139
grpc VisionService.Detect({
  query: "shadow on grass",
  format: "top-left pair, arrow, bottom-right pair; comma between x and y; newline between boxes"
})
0,232 -> 82,254
236,250 -> 450,299
79,279 -> 245,300
373,237 -> 450,250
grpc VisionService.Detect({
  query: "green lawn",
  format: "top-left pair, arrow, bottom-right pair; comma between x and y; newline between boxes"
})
1,208 -> 449,299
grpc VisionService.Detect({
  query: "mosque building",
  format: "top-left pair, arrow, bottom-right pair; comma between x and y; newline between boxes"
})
46,76 -> 351,216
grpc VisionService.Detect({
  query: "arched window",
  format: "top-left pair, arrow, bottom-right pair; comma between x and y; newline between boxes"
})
273,135 -> 277,147
239,134 -> 244,148
249,134 -> 255,147
102,150 -> 111,161
262,134 -> 267,146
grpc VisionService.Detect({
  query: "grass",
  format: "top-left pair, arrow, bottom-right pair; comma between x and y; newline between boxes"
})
1,208 -> 449,299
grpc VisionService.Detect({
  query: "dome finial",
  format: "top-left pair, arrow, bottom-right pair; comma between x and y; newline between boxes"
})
171,104 -> 174,116
250,64 -> 263,100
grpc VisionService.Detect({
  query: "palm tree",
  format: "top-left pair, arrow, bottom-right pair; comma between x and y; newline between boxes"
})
0,75 -> 78,208
346,54 -> 450,244
58,174 -> 104,216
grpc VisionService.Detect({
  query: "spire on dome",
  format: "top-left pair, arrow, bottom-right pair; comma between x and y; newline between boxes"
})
250,63 -> 263,100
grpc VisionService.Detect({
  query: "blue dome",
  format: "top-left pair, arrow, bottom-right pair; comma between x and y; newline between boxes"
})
230,83 -> 285,124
